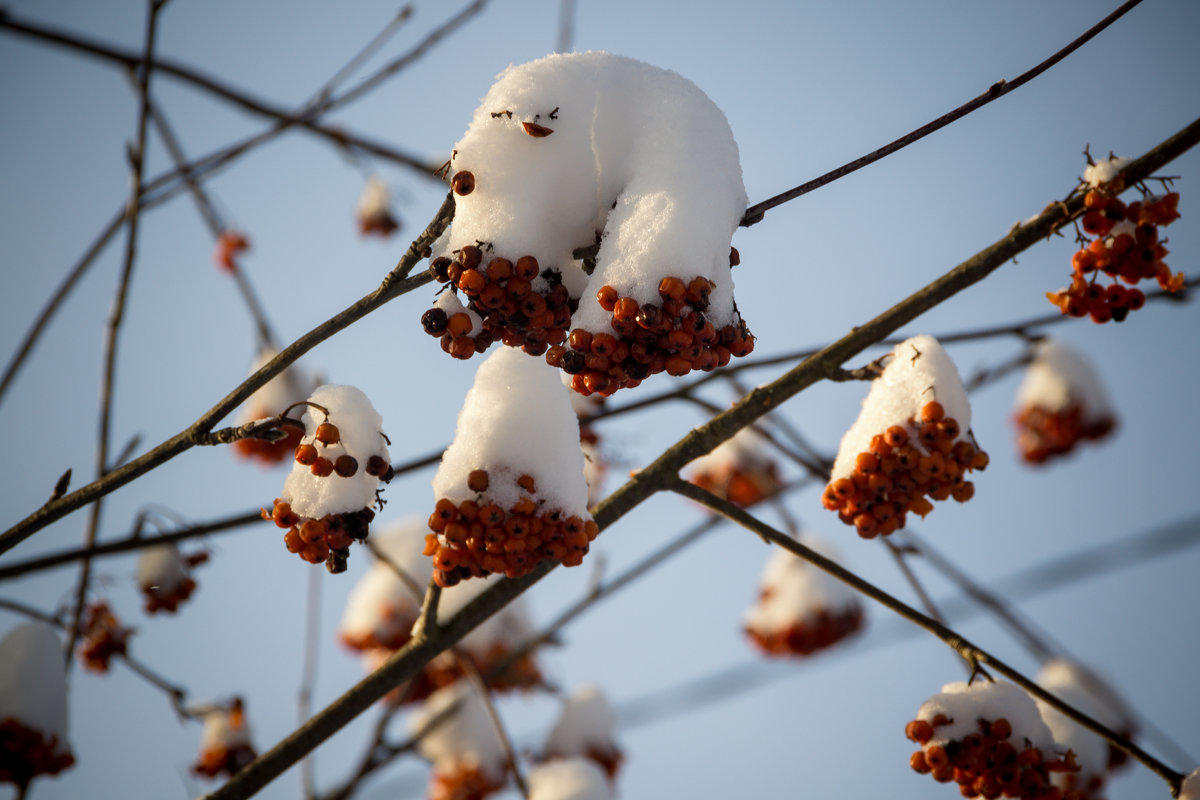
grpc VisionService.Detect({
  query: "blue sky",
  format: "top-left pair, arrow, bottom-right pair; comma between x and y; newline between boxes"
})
1,1 -> 1198,798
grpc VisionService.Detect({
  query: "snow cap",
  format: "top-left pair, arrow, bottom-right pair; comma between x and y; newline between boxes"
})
831,335 -> 971,481
433,348 -> 589,515
409,683 -> 507,781
339,518 -> 433,649
281,384 -> 389,519
918,680 -> 1056,753
1083,155 -> 1133,188
137,542 -> 190,595
0,622 -> 71,749
544,685 -> 618,760
744,536 -> 860,633
528,758 -> 613,800
1015,340 -> 1113,424
1035,659 -> 1133,779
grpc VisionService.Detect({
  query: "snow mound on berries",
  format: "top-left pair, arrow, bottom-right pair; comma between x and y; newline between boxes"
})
1035,659 -> 1133,778
339,518 -> 433,645
433,348 -> 589,513
744,536 -> 859,631
544,685 -> 618,759
410,683 -> 507,780
1181,768 -> 1200,800
831,335 -> 970,481
528,758 -> 613,800
441,51 -> 746,327
1015,340 -> 1113,423
137,543 -> 190,595
0,622 -> 71,749
356,176 -> 390,220
918,680 -> 1055,752
282,385 -> 389,518
199,707 -> 253,753
1083,155 -> 1133,188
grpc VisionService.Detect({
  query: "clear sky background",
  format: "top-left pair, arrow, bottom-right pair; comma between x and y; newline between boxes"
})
1,1 -> 1199,799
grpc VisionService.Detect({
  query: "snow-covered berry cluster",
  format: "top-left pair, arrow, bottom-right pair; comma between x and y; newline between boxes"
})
263,385 -> 391,573
1047,156 -> 1183,323
231,347 -> 315,465
340,522 -> 545,703
213,229 -> 249,273
0,623 -> 74,789
1013,340 -> 1116,465
538,685 -> 623,780
744,537 -> 864,658
427,349 -> 595,586
425,52 -> 753,395
1033,660 -> 1136,799
356,176 -> 399,237
77,601 -> 132,673
823,336 -> 987,538
136,543 -> 207,614
527,759 -> 614,800
906,680 -> 1079,799
410,684 -> 510,800
688,426 -> 783,508
423,248 -> 576,360
191,698 -> 256,780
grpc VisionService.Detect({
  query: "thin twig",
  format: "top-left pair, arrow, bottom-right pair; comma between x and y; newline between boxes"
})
305,5 -> 414,108
65,0 -> 163,668
739,0 -> 1144,225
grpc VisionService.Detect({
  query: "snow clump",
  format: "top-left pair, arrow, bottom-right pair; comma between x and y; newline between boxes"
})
339,517 -> 433,652
356,175 -> 399,237
688,425 -> 783,508
1082,155 -> 1133,189
0,622 -> 74,788
192,698 -> 256,780
410,683 -> 509,800
1013,339 -> 1116,465
136,542 -> 203,613
541,685 -> 622,778
528,758 -> 613,800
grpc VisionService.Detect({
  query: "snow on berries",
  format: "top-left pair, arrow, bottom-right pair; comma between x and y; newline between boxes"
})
136,542 -> 206,613
527,759 -> 614,800
263,384 -> 391,573
191,697 -> 257,780
905,679 -> 1079,799
339,517 -> 434,653
356,175 -> 399,237
77,600 -> 133,673
410,683 -> 510,800
743,536 -> 864,658
1013,340 -> 1116,465
423,51 -> 754,395
1033,660 -> 1136,798
823,336 -> 988,538
1047,154 -> 1184,324
539,685 -> 623,780
426,348 -> 596,586
231,346 -> 316,465
0,623 -> 74,789
688,426 -> 783,508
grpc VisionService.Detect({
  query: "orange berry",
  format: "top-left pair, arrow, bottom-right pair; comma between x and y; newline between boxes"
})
596,285 -> 619,311
920,401 -> 945,423
295,443 -> 318,466
447,312 -> 473,337
613,297 -> 639,322
314,422 -> 341,445
517,473 -> 536,493
515,256 -> 540,280
333,455 -> 358,477
311,457 -> 334,477
658,276 -> 686,302
468,469 -> 489,492
451,170 -> 475,196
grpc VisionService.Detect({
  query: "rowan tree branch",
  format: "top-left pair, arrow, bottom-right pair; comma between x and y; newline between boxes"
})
739,0 -> 1145,225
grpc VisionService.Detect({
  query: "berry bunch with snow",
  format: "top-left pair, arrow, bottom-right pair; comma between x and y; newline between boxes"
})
426,348 -> 596,586
410,683 -> 510,800
0,623 -> 74,789
136,542 -> 208,614
1047,154 -> 1184,323
743,536 -> 864,658
539,685 -> 623,780
339,518 -> 434,653
356,176 -> 399,237
905,679 -> 1080,799
527,759 -> 614,800
424,51 -> 754,395
262,385 -> 391,573
77,600 -> 133,673
1013,340 -> 1116,465
565,373 -> 609,506
191,697 -> 256,780
688,425 -> 784,508
822,336 -> 988,538
231,346 -> 316,465
1033,659 -> 1137,799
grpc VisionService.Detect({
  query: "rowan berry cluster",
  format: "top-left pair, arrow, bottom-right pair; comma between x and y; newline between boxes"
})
77,601 -> 132,673
822,401 -> 988,538
539,686 -> 623,781
425,469 -> 599,587
427,762 -> 507,800
546,273 -> 754,397
137,544 -> 206,614
1014,406 -> 1114,465
264,497 -> 377,574
356,176 -> 399,237
906,712 -> 1080,799
213,229 -> 249,273
1047,173 -> 1183,323
688,427 -> 783,508
746,606 -> 864,657
422,245 -> 576,360
0,719 -> 75,789
191,698 -> 256,780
